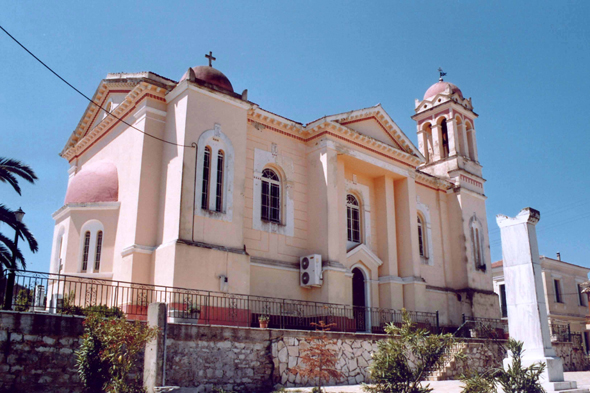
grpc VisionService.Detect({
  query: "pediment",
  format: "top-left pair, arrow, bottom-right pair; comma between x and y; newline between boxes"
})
347,244 -> 383,268
308,105 -> 423,159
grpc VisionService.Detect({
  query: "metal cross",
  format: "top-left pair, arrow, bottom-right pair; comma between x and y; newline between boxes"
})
205,51 -> 216,67
438,67 -> 447,81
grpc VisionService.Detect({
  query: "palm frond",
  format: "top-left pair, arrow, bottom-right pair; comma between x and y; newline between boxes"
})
0,205 -> 38,253
0,233 -> 25,269
0,157 -> 38,195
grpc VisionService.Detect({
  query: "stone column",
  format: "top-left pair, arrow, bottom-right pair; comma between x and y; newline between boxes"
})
496,208 -> 585,392
144,302 -> 167,393
417,131 -> 429,162
446,118 -> 460,157
430,124 -> 442,161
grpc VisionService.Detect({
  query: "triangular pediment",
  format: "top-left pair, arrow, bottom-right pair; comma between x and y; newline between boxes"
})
347,244 -> 383,268
307,104 -> 423,159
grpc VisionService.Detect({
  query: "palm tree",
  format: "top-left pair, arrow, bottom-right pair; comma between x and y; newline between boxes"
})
0,157 -> 38,272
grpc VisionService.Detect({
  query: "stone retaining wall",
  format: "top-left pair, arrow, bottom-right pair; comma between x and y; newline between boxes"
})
0,311 -> 587,392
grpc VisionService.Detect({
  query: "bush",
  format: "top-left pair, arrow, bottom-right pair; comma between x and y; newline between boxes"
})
364,309 -> 462,393
459,339 -> 546,393
14,288 -> 32,312
61,291 -> 123,318
76,314 -> 160,393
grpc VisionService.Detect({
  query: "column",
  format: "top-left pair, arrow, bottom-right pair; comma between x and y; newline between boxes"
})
446,118 -> 461,157
430,124 -> 442,161
417,131 -> 429,162
497,208 -> 581,391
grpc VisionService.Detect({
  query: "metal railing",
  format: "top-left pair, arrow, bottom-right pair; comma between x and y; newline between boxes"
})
1,269 -> 439,334
550,321 -> 572,342
458,315 -> 509,339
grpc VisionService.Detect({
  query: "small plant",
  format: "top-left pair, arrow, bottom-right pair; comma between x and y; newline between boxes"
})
258,315 -> 270,322
289,320 -> 343,392
14,288 -> 32,311
364,309 -> 462,393
459,339 -> 546,393
76,313 -> 160,393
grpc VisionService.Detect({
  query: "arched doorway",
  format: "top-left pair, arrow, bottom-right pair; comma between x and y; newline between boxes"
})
352,267 -> 367,332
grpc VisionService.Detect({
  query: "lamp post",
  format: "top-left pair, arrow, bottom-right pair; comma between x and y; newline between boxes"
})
3,207 -> 25,310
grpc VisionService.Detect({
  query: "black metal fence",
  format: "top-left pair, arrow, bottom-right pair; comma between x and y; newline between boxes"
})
1,269 -> 439,334
550,321 -> 572,342
458,315 -> 509,339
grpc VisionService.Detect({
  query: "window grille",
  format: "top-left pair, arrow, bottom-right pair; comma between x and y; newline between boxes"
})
201,147 -> 211,209
346,194 -> 361,243
261,169 -> 280,223
94,231 -> 103,272
81,231 -> 91,272
215,151 -> 224,212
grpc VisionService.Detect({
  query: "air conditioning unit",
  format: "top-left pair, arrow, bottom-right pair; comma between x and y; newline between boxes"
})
300,254 -> 322,287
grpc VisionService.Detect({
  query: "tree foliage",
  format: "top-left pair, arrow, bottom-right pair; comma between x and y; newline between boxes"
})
364,310 -> 461,393
75,314 -> 160,393
289,320 -> 343,392
460,339 -> 546,393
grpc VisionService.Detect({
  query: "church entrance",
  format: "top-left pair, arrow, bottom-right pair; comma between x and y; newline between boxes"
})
352,267 -> 367,332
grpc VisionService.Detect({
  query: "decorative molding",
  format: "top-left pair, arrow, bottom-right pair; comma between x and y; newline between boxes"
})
121,244 -> 157,257
346,244 -> 383,268
250,257 -> 299,272
52,202 -> 120,221
378,275 -> 426,285
176,238 -> 247,255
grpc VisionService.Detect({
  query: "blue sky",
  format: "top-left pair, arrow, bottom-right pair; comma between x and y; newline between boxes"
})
1,1 -> 589,273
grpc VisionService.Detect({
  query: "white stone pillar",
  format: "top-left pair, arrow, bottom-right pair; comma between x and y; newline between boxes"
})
497,208 -> 585,392
417,131 -> 429,162
447,119 -> 460,157
430,124 -> 442,161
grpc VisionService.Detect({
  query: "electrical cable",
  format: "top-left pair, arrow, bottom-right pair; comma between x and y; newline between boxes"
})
0,24 -> 194,149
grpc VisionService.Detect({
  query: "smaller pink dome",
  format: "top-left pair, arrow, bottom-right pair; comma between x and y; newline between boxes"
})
180,66 -> 234,92
423,81 -> 463,100
65,161 -> 118,204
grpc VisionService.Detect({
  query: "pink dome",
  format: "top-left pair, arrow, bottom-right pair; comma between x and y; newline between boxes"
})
65,161 -> 118,204
180,66 -> 234,92
423,81 -> 463,100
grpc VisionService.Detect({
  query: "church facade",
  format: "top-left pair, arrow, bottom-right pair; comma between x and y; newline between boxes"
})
49,59 -> 499,327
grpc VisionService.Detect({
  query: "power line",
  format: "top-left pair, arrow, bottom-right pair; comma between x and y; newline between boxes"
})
0,25 -> 194,149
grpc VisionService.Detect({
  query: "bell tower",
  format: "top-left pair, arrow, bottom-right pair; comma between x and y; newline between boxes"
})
411,70 -> 482,190
412,71 -> 494,315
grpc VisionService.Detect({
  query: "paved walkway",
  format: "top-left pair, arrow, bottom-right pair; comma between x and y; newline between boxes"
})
284,371 -> 590,392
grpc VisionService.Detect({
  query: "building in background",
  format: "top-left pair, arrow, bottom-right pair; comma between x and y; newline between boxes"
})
48,57 -> 500,329
492,255 -> 590,352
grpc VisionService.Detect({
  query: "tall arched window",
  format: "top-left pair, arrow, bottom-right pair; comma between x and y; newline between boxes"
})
474,227 -> 482,268
261,168 -> 280,223
417,215 -> 427,258
201,146 -> 211,209
94,231 -> 103,272
81,231 -> 91,272
347,194 -> 361,244
440,118 -> 449,158
215,150 -> 224,212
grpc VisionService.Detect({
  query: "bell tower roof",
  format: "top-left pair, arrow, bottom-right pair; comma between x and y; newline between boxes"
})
423,81 -> 463,100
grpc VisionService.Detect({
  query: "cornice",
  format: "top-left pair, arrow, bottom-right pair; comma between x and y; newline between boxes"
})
61,81 -> 167,161
415,171 -> 453,191
52,202 -> 120,221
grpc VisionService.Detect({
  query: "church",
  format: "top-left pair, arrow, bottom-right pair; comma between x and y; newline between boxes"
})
49,54 -> 499,329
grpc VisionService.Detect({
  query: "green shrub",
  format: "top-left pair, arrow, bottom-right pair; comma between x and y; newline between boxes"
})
76,314 -> 160,393
459,339 -> 546,393
14,288 -> 32,312
364,309 -> 462,393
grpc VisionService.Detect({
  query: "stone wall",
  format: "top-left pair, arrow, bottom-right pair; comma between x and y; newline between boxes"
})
1,311 -> 587,393
0,311 -> 85,393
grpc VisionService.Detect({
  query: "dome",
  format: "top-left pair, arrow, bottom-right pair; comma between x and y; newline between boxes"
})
65,161 -> 118,204
180,66 -> 234,92
423,81 -> 463,100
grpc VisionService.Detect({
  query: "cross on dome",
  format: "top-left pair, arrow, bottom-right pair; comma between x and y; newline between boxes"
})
438,67 -> 447,81
205,51 -> 216,67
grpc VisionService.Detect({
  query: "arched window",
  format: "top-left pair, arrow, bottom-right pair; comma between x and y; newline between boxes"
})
474,227 -> 482,267
417,215 -> 427,258
81,231 -> 91,272
440,118 -> 449,158
201,146 -> 211,209
215,150 -> 224,212
94,231 -> 103,272
347,194 -> 361,244
261,168 -> 280,223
